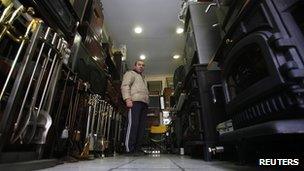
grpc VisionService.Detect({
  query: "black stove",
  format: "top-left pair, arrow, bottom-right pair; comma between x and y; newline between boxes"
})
214,0 -> 304,129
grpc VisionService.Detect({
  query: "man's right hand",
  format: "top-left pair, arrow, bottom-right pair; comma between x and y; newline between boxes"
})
126,99 -> 133,108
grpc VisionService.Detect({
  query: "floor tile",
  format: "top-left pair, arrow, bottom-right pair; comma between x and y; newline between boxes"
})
112,169 -> 181,171
36,154 -> 265,171
119,157 -> 178,169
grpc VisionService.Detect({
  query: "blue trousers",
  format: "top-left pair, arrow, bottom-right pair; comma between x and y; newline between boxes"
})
125,101 -> 148,152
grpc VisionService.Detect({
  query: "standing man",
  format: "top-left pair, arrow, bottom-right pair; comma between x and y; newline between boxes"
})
121,60 -> 149,156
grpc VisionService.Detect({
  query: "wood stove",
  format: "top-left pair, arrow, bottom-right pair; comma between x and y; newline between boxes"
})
214,0 -> 304,129
19,0 -> 78,40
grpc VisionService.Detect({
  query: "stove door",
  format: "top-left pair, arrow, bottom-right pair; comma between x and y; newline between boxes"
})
35,0 -> 77,38
223,32 -> 285,114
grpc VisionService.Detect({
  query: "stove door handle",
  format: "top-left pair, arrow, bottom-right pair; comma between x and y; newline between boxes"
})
205,1 -> 220,14
211,84 -> 223,103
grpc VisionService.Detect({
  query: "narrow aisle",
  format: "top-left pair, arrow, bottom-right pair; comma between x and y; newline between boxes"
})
37,155 -> 264,171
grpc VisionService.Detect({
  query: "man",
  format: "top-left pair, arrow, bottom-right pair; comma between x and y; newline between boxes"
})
121,60 -> 149,156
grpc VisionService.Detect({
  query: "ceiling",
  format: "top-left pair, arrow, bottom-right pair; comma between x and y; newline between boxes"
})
102,0 -> 185,76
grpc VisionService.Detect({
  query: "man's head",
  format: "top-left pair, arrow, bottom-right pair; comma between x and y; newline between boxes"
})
133,60 -> 145,74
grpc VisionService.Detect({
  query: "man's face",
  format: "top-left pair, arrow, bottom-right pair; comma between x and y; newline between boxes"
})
134,61 -> 145,73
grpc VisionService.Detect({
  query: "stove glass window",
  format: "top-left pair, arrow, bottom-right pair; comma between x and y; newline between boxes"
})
227,44 -> 269,99
291,1 -> 304,36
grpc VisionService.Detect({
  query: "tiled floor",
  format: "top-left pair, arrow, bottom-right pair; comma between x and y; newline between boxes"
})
37,154 -> 265,171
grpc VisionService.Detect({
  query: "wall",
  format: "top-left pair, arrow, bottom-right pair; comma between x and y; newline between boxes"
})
145,74 -> 173,94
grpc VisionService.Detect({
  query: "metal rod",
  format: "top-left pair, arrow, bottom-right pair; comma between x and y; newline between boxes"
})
70,80 -> 81,130
85,94 -> 92,138
5,29 -> 22,42
64,75 -> 77,129
10,28 -> 51,143
34,60 -> 60,145
205,3 -> 217,13
23,36 -> 62,143
99,101 -> 106,148
102,103 -> 109,139
36,38 -> 63,118
54,70 -> 70,131
28,32 -> 58,113
0,3 -> 14,23
106,106 -> 112,142
0,20 -> 43,150
0,18 -> 35,101
34,40 -> 68,145
211,84 -> 222,103
96,99 -> 102,137
0,5 -> 24,39
90,95 -> 98,134
12,32 -> 58,143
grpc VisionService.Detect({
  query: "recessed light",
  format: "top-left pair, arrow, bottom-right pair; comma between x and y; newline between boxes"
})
173,55 -> 180,59
134,26 -> 143,34
140,54 -> 146,60
176,27 -> 184,34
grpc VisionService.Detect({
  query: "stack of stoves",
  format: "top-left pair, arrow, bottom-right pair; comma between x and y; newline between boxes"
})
215,0 -> 304,130
0,0 -> 126,168
181,65 -> 227,160
211,0 -> 304,164
172,2 -> 227,161
173,0 -> 304,163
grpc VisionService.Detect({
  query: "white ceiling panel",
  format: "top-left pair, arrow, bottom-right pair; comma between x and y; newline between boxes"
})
102,0 -> 185,75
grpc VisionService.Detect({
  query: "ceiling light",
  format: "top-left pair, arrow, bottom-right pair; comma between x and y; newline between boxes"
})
140,54 -> 146,60
173,55 -> 180,59
176,27 -> 184,34
122,56 -> 126,61
134,26 -> 143,34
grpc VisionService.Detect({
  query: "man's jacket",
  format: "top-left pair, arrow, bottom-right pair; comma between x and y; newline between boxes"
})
121,70 -> 149,104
